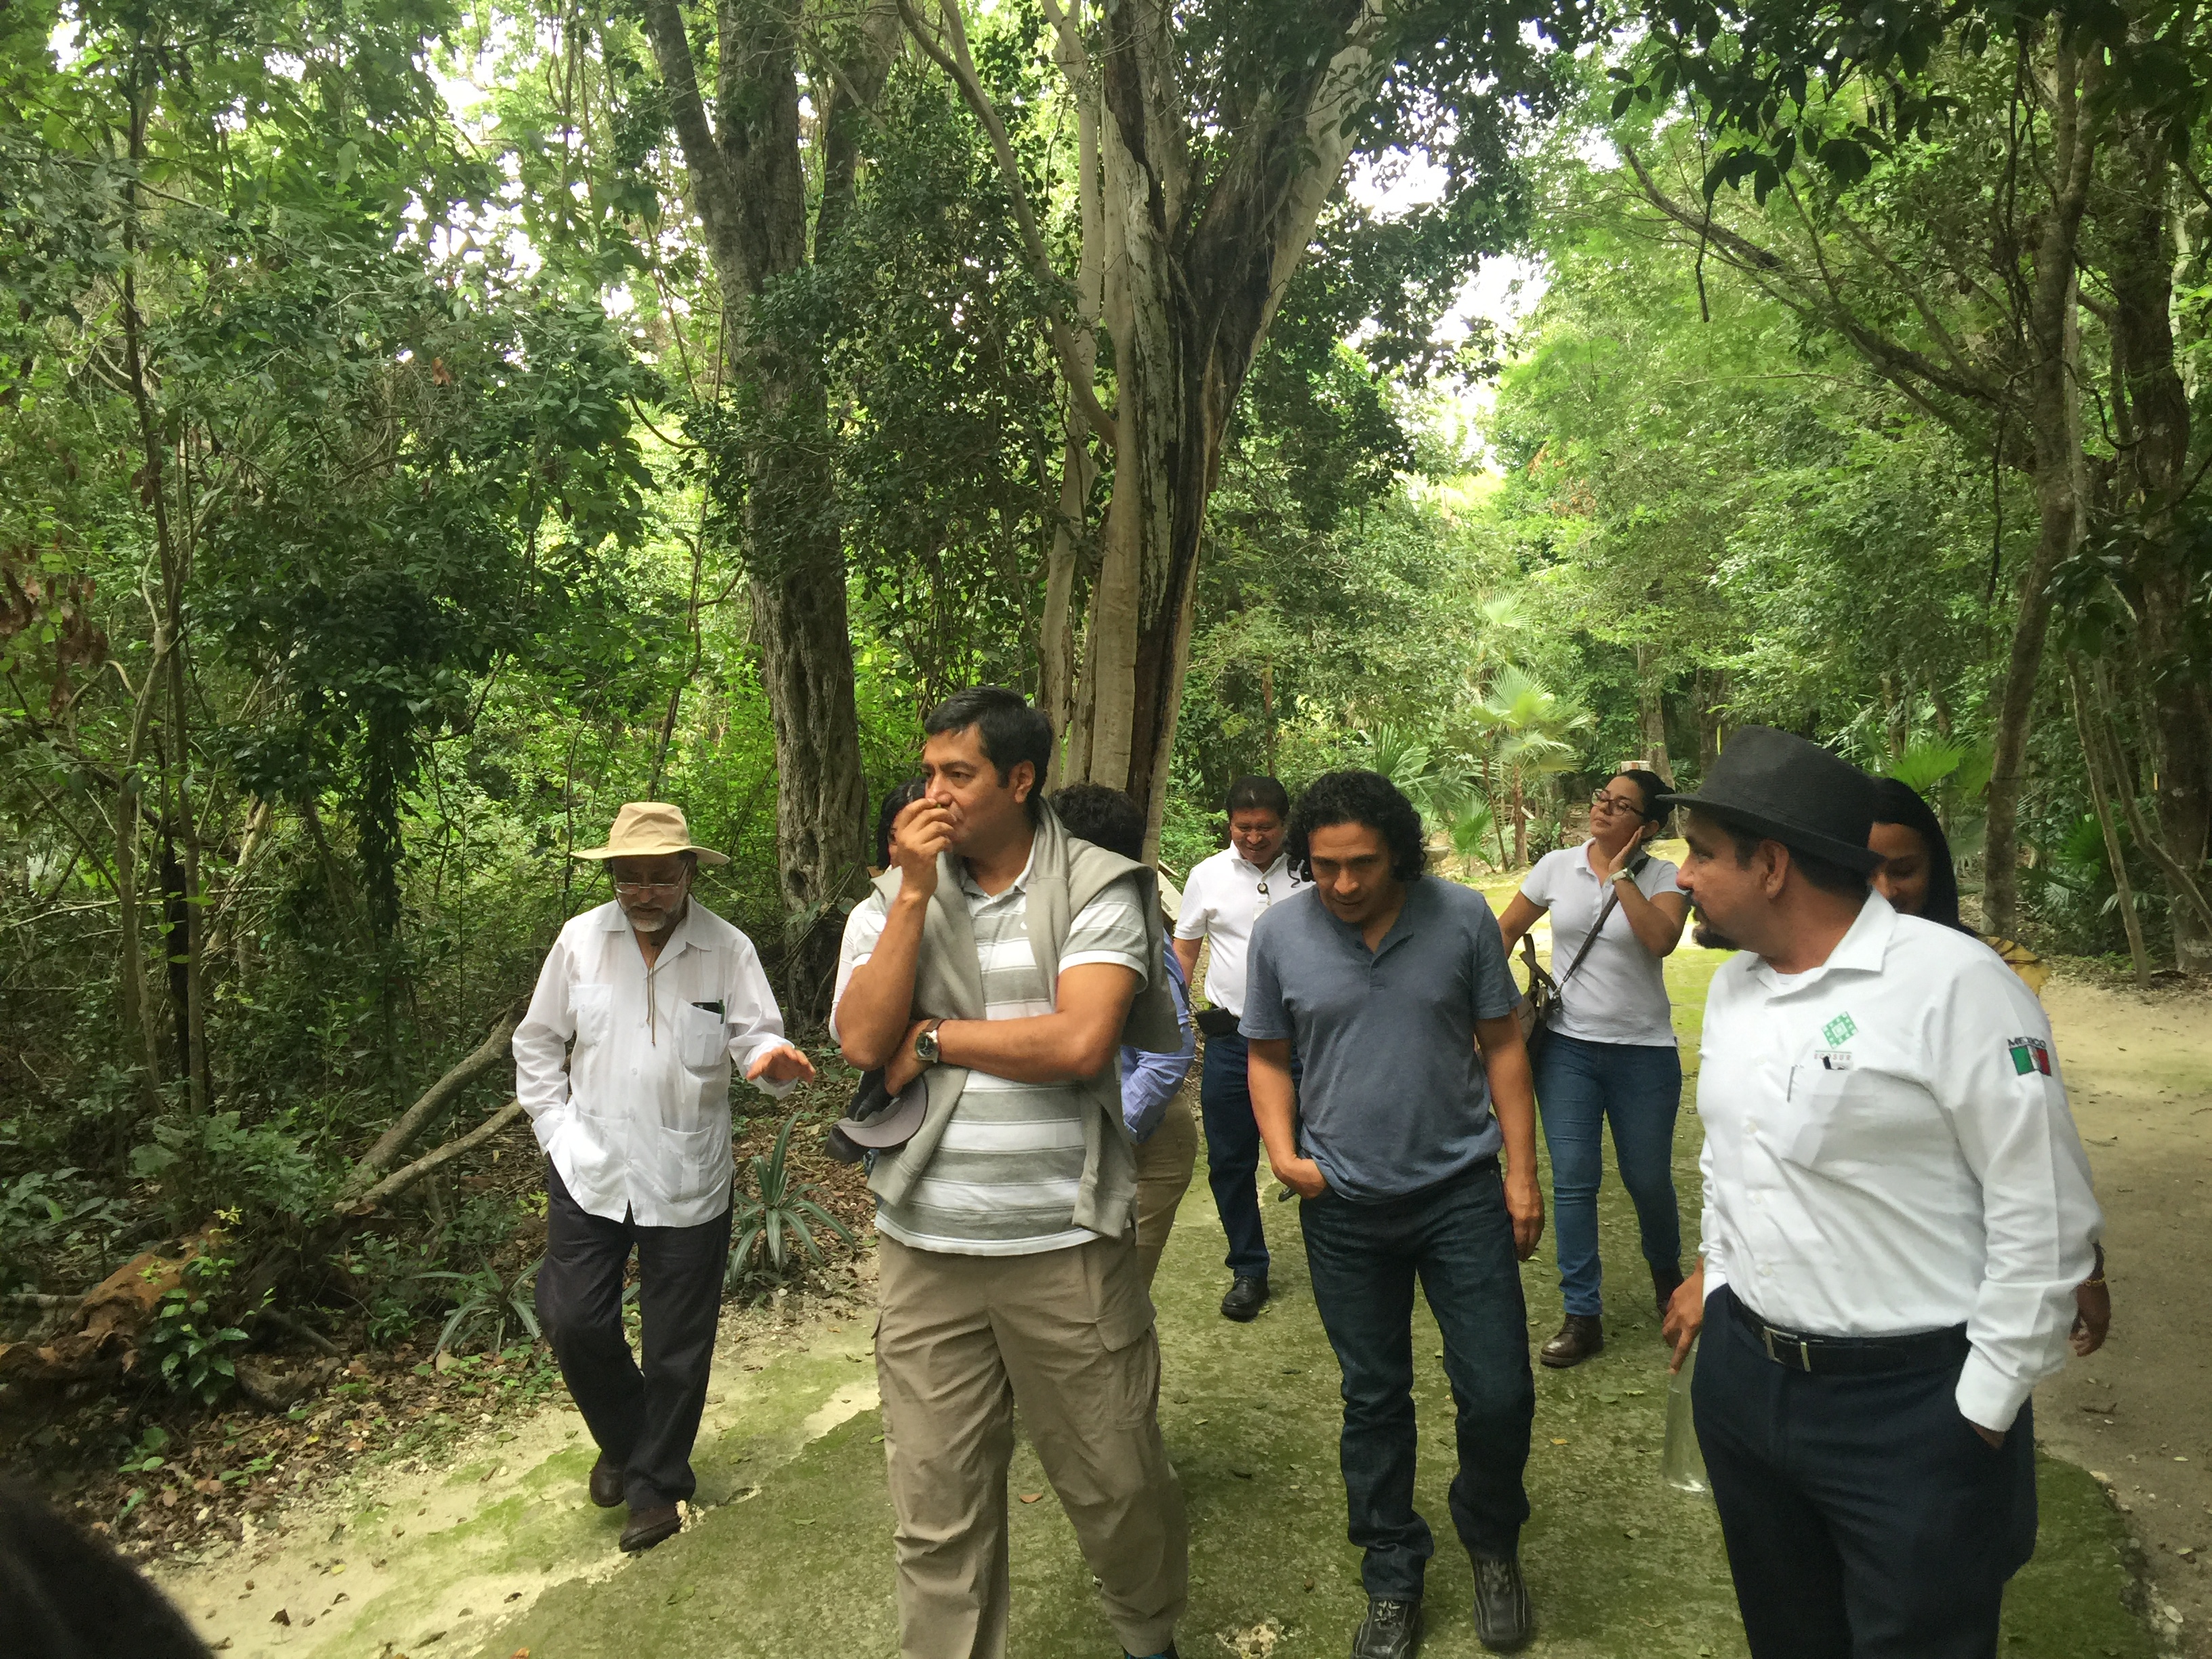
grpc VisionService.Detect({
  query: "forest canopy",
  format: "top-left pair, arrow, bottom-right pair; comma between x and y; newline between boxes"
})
3,0 -> 2207,1437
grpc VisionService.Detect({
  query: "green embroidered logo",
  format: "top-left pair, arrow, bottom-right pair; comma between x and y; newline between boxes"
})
1822,1011 -> 1858,1047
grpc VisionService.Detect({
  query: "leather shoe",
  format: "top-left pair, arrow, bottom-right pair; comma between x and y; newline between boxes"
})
1122,1645 -> 1179,1658
619,1502 -> 682,1553
1651,1261 -> 1685,1319
588,1454 -> 624,1509
1539,1314 -> 1603,1368
1471,1555 -> 1532,1651
1349,1594 -> 1420,1658
1220,1275 -> 1269,1322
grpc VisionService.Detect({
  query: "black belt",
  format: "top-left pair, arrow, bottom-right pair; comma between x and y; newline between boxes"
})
1726,1289 -> 1969,1376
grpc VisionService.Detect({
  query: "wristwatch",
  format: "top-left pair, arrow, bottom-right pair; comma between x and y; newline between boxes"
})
913,1019 -> 947,1067
1610,867 -> 1639,885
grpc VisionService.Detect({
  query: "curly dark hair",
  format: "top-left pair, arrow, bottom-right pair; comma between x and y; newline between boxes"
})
1287,769 -> 1427,884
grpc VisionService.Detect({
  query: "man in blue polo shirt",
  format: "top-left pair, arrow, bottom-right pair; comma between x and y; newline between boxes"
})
1244,770 -> 1544,1658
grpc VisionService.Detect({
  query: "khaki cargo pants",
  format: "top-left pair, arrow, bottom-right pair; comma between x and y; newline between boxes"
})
876,1233 -> 1188,1659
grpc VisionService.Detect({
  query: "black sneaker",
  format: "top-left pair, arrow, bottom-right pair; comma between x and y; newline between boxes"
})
1220,1275 -> 1269,1322
1349,1595 -> 1421,1658
1122,1646 -> 1179,1659
1471,1555 -> 1532,1651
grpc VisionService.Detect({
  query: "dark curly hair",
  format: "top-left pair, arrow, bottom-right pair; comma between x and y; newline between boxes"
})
1287,769 -> 1427,884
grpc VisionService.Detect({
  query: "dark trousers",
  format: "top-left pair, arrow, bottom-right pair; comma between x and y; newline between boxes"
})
1300,1162 -> 1534,1598
1694,1288 -> 2039,1659
1199,1029 -> 1270,1277
1532,1033 -> 1682,1317
535,1162 -> 731,1509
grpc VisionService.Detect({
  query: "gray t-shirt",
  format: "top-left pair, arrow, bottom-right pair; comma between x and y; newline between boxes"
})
1241,878 -> 1519,1202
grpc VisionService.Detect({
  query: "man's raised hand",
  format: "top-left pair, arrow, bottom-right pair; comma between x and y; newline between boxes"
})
890,799 -> 957,899
746,1043 -> 817,1085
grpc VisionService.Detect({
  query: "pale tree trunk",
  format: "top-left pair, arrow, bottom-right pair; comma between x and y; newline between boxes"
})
1982,43 -> 2100,941
957,0 -> 1389,839
638,0 -> 897,1023
1694,666 -> 1728,778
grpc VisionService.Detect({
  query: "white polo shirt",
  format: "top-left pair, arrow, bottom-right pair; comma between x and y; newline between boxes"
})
1173,846 -> 1306,1018
1696,891 -> 2102,1431
1518,843 -> 1683,1046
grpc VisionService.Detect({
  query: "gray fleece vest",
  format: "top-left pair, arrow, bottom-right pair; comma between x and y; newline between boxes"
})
863,805 -> 1183,1240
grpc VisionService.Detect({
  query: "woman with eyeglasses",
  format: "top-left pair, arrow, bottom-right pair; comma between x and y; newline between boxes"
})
1496,769 -> 1690,1368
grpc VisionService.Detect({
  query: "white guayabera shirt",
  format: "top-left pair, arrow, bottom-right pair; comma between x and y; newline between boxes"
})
514,901 -> 799,1227
1696,892 -> 2102,1431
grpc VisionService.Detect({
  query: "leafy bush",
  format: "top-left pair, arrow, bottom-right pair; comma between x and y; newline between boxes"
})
142,1255 -> 253,1406
728,1113 -> 857,1290
129,1110 -> 325,1233
419,1256 -> 544,1359
0,1168 -> 133,1294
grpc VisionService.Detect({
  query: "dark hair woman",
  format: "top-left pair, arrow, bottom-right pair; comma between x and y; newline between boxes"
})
1866,777 -> 2108,1357
1495,767 -> 1689,1368
1868,777 -> 1967,931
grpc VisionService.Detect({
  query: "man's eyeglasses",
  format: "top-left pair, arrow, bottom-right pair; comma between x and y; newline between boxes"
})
1591,790 -> 1648,820
613,878 -> 687,895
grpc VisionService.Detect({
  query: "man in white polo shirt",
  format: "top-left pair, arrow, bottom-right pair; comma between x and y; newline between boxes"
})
1659,729 -> 2102,1659
1173,775 -> 1305,1321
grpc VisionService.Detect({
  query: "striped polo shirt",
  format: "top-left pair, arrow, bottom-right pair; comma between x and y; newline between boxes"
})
832,850 -> 1149,1254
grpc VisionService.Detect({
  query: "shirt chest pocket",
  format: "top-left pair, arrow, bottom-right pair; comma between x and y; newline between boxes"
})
678,1002 -> 729,1073
571,983 -> 613,1047
1777,1060 -> 1931,1170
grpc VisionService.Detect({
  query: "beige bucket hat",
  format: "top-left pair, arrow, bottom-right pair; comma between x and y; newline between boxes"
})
573,802 -> 730,867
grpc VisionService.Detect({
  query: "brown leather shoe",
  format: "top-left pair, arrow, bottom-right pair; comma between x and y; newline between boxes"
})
619,1501 -> 682,1553
1539,1314 -> 1603,1369
588,1454 -> 624,1509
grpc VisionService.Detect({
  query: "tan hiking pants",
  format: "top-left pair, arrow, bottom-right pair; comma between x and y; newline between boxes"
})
876,1233 -> 1188,1659
1133,1095 -> 1197,1286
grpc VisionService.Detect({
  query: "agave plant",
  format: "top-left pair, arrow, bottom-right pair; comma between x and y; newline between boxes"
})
728,1111 -> 858,1290
419,1255 -> 543,1359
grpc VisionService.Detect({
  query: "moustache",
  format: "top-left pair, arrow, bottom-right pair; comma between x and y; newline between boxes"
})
1687,901 -> 1740,953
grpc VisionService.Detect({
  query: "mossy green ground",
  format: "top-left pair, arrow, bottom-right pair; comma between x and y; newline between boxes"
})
462,926 -> 2153,1659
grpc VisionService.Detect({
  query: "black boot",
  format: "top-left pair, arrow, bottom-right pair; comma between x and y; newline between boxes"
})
1651,1260 -> 1685,1320
1538,1314 -> 1603,1368
1350,1595 -> 1421,1658
1220,1275 -> 1269,1322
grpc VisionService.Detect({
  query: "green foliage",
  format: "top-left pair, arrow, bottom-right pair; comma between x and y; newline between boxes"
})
0,1170 -> 132,1294
727,1113 -> 856,1291
142,1256 -> 253,1406
419,1256 -> 544,1359
128,1113 -> 323,1235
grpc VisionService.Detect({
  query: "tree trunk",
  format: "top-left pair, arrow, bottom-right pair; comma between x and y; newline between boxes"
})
638,0 -> 891,1025
1982,45 -> 2100,941
2067,659 -> 2152,988
1511,770 -> 1528,866
1694,667 -> 1727,779
2106,106 -> 2211,974
1050,0 -> 1388,833
1635,642 -> 1675,784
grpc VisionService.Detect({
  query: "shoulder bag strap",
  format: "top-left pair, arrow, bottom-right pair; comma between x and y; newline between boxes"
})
1554,850 -> 1651,997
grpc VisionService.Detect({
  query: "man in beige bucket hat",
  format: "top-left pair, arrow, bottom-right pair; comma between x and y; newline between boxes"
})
514,802 -> 815,1552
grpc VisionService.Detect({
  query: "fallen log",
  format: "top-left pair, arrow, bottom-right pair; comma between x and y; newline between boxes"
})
334,1004 -> 524,1204
0,1230 -> 216,1386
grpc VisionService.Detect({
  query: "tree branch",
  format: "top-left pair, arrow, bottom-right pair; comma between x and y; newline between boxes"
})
898,0 -> 1119,450
335,1007 -> 523,1202
350,1101 -> 528,1211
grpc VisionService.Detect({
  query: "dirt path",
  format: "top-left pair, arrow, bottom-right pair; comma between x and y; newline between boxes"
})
145,935 -> 2173,1658
2031,977 -> 2212,1656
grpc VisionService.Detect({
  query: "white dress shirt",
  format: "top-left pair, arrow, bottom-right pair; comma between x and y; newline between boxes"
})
514,900 -> 798,1227
1696,892 -> 2101,1431
1172,847 -> 1306,1017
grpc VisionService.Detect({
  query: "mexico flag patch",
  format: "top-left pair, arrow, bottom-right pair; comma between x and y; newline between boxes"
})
2008,1036 -> 2053,1076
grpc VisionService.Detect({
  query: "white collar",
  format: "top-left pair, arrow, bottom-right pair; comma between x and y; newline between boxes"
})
1748,890 -> 1893,994
959,840 -> 1038,900
596,896 -> 703,961
1232,850 -> 1288,881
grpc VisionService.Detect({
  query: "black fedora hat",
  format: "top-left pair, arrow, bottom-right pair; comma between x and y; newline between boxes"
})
1658,726 -> 1883,875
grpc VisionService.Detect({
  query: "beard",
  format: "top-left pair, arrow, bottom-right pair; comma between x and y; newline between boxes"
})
1689,905 -> 1740,953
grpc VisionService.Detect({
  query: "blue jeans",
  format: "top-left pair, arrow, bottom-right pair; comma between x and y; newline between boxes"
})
1199,1030 -> 1271,1277
1300,1162 -> 1534,1597
1533,1033 -> 1682,1317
